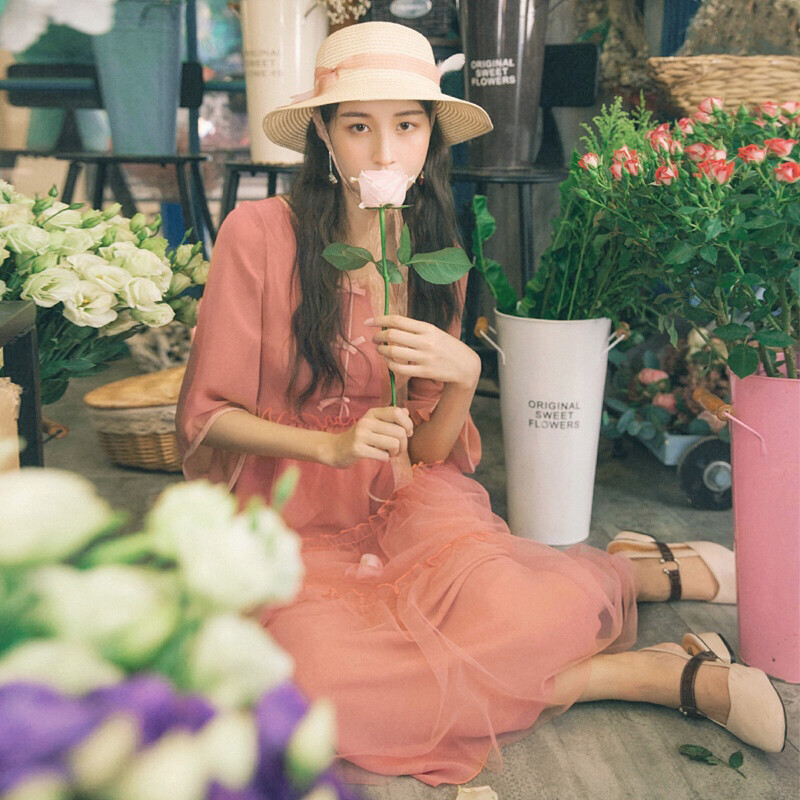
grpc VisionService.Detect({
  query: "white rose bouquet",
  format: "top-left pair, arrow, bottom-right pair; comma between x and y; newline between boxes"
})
0,180 -> 208,403
0,464 -> 354,800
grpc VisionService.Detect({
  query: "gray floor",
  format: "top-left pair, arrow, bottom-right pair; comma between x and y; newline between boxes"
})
46,359 -> 799,800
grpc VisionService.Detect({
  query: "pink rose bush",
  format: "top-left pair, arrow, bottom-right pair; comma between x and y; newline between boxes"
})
569,96 -> 799,380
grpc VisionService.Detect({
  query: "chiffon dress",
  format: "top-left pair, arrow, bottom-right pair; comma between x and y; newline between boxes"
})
176,197 -> 638,786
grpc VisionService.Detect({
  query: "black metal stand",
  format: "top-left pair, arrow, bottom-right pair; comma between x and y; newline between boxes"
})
0,301 -> 43,467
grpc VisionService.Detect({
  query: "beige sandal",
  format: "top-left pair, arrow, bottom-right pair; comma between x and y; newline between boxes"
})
642,638 -> 786,753
608,530 -> 736,604
682,631 -> 735,664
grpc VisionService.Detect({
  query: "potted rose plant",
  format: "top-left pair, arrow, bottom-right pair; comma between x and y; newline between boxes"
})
569,95 -> 800,683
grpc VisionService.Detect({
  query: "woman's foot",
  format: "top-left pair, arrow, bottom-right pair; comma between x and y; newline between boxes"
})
608,531 -> 736,603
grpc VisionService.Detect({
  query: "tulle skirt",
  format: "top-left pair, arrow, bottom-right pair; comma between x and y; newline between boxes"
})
263,463 -> 637,786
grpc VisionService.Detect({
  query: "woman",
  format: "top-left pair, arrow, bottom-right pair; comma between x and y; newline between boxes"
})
176,21 -> 785,787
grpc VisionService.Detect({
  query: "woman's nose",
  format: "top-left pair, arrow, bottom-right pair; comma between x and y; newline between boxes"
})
372,133 -> 394,166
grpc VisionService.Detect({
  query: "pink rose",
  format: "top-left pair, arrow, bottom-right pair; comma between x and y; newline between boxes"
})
685,142 -> 712,162
622,156 -> 641,176
774,161 -> 800,183
613,146 -> 635,162
578,152 -> 600,169
654,163 -> 679,186
738,144 -> 767,163
610,162 -> 623,181
637,368 -> 669,385
353,169 -> 414,209
758,101 -> 781,119
693,111 -> 713,124
652,392 -> 677,414
710,148 -> 727,160
696,158 -> 735,185
669,139 -> 684,155
698,97 -> 723,114
764,138 -> 798,158
676,117 -> 694,135
646,124 -> 671,152
781,101 -> 800,119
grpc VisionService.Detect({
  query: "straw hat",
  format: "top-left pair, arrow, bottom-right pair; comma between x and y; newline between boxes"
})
263,21 -> 493,153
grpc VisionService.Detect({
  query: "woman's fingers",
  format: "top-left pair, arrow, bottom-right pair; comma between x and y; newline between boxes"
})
366,314 -> 428,334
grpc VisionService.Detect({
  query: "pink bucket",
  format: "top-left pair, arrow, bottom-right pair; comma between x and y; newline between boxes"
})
730,373 -> 800,683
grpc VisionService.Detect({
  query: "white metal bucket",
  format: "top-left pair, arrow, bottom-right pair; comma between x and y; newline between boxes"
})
238,0 -> 328,164
489,312 -> 619,545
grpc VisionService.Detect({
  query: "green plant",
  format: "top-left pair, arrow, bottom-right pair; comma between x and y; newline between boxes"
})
679,744 -> 746,778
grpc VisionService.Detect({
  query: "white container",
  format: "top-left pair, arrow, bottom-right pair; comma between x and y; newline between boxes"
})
493,312 -> 617,545
238,0 -> 328,164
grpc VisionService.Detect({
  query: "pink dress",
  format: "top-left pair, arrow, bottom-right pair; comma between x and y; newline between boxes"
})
176,198 -> 637,786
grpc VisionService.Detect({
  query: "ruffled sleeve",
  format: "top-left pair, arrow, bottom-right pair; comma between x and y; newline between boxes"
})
175,203 -> 267,487
405,273 -> 482,474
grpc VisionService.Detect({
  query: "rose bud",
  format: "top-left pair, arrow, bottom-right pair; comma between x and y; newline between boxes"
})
613,145 -> 635,162
774,161 -> 800,183
693,111 -> 713,124
637,368 -> 670,385
685,142 -> 711,162
578,152 -> 600,169
765,138 -> 798,158
738,144 -> 767,163
654,164 -> 679,186
610,162 -> 623,181
698,97 -> 723,114
676,117 -> 694,135
652,392 -> 678,414
758,101 -> 781,118
781,101 -> 800,119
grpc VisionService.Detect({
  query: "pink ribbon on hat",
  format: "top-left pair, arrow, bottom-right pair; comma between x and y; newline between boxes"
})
290,53 -> 442,104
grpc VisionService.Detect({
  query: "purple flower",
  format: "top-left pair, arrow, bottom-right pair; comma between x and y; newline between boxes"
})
207,781 -> 265,800
0,683 -> 101,772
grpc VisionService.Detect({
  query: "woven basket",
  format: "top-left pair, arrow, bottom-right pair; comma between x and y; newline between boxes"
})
648,55 -> 800,115
83,366 -> 186,473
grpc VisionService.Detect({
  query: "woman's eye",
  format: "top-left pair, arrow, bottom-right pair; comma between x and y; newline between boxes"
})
398,122 -> 415,131
350,124 -> 368,133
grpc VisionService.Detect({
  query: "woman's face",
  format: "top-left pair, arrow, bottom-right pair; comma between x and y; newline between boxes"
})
327,99 -> 432,184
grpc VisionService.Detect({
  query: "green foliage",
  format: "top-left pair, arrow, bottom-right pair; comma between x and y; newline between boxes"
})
679,745 -> 746,778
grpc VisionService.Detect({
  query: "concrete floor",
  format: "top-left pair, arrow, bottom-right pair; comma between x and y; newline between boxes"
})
45,359 -> 799,800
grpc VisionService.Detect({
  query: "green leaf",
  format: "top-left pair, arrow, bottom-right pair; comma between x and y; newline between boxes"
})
790,267 -> 800,298
271,465 -> 299,513
482,258 -> 519,313
643,350 -> 660,369
713,322 -> 750,341
64,358 -> 98,373
699,244 -> 718,264
471,195 -> 496,251
727,343 -> 760,379
679,745 -> 715,760
754,330 -> 796,348
408,247 -> 472,285
397,224 -> 411,265
704,217 -> 724,241
742,215 -> 781,229
665,241 -> 697,265
617,408 -> 635,434
383,260 -> 404,284
688,417 -> 712,435
728,751 -> 744,769
322,243 -> 373,271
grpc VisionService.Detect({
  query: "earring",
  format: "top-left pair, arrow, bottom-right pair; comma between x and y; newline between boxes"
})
417,169 -> 425,186
328,152 -> 338,185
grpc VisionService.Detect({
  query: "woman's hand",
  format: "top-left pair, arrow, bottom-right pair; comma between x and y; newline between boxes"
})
325,406 -> 414,468
367,315 -> 481,390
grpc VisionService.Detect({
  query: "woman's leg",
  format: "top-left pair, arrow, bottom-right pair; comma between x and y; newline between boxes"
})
628,557 -> 719,602
549,647 -> 730,723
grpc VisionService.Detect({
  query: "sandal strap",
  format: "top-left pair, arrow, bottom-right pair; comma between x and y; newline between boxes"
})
679,651 -> 716,718
652,540 -> 682,601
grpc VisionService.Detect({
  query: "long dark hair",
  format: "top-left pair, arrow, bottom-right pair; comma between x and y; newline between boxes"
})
285,102 -> 463,411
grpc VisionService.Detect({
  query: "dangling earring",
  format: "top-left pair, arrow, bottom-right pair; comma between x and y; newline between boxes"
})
328,152 -> 338,185
417,169 -> 425,186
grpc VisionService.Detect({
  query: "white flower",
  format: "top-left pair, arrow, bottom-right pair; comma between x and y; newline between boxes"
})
196,711 -> 258,790
69,714 -> 141,794
40,202 -> 84,230
99,310 -> 140,338
170,296 -> 198,328
110,731 -> 209,800
189,260 -> 209,285
0,278 -> 6,299
0,639 -> 123,694
0,201 -> 34,226
0,468 -> 116,565
31,564 -> 181,669
173,244 -> 196,269
187,614 -> 294,709
0,245 -> 9,268
173,509 -> 303,612
144,481 -> 238,559
130,303 -> 175,327
286,700 -> 337,786
102,242 -> 172,292
168,272 -> 192,296
1,222 -> 52,254
63,280 -> 118,327
53,227 -> 96,256
0,772 -> 69,800
67,255 -> 132,293
20,267 -> 79,307
119,276 -> 163,312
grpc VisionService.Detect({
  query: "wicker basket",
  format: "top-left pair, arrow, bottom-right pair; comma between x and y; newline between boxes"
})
648,55 -> 800,115
83,366 -> 186,473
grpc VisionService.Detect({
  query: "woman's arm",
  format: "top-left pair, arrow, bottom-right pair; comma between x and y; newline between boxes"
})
204,405 -> 414,469
367,314 -> 481,465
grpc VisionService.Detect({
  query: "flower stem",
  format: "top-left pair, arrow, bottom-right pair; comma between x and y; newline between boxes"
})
378,207 -> 396,405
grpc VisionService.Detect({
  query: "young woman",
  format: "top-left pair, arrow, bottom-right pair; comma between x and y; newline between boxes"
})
176,22 -> 785,787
